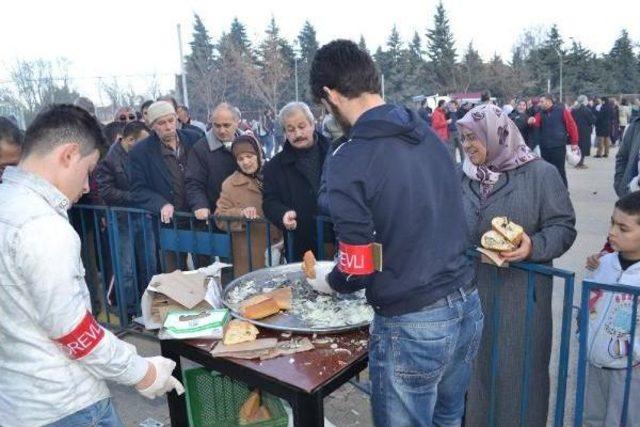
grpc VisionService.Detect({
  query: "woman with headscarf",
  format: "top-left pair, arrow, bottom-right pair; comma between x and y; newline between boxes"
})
457,104 -> 577,427
215,134 -> 282,277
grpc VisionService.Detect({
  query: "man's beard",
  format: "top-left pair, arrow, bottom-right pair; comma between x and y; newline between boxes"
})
325,99 -> 352,135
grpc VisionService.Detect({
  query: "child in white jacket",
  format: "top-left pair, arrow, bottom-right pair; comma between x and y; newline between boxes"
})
584,192 -> 640,426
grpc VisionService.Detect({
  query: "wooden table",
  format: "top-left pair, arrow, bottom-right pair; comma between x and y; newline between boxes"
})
161,328 -> 369,426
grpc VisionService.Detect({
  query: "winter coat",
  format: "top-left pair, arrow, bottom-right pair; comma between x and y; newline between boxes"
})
596,103 -> 613,137
461,159 -> 576,427
184,131 -> 238,213
620,105 -> 632,127
572,105 -> 596,157
587,253 -> 640,369
431,107 -> 449,141
509,110 -> 533,149
262,133 -> 331,262
95,142 -> 134,207
129,129 -> 199,213
326,104 -> 473,316
215,171 -> 282,278
614,115 -> 640,197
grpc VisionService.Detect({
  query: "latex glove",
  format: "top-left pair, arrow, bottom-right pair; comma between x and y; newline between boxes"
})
306,262 -> 335,294
629,176 -> 640,193
137,356 -> 185,399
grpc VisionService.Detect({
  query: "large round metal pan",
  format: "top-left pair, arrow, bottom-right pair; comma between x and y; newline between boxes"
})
222,262 -> 372,333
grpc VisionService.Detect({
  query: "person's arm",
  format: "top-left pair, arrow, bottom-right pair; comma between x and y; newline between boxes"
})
214,180 -> 244,232
262,161 -> 290,230
325,145 -> 377,293
130,148 -> 170,213
528,164 -> 577,263
16,217 -> 148,385
563,108 -> 579,146
95,156 -> 133,206
184,145 -> 211,212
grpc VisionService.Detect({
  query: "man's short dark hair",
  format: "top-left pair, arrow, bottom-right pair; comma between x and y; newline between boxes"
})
122,121 -> 149,141
615,192 -> 640,223
103,121 -> 126,146
0,117 -> 23,147
540,93 -> 554,103
481,90 -> 491,102
437,99 -> 446,108
140,99 -> 153,112
309,39 -> 380,103
22,104 -> 104,159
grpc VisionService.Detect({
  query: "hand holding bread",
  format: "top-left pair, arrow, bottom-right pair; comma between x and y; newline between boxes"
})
301,251 -> 335,294
481,217 -> 531,262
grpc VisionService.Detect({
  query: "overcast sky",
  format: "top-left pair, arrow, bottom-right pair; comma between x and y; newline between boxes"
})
2,0 -> 639,105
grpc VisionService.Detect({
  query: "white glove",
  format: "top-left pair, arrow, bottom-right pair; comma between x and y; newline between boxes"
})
306,263 -> 335,294
629,176 -> 640,193
138,356 -> 185,399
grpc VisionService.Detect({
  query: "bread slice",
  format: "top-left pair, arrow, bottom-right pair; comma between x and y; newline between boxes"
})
239,390 -> 261,425
223,319 -> 259,345
481,230 -> 516,252
491,217 -> 523,245
240,297 -> 281,320
302,251 -> 317,279
263,287 -> 292,311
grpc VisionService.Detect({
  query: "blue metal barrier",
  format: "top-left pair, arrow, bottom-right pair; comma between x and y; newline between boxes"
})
575,280 -> 640,427
71,207 -> 578,425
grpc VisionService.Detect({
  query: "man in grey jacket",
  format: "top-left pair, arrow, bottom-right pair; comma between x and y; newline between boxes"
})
614,115 -> 640,197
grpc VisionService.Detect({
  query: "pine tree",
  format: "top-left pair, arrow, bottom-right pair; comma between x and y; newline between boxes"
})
425,1 -> 457,92
358,35 -> 368,53
459,42 -> 484,93
297,21 -> 319,103
607,29 -> 639,93
185,13 -> 217,120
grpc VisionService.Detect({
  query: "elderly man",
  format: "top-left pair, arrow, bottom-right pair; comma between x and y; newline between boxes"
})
114,106 -> 136,123
185,103 -> 240,223
263,101 -> 330,261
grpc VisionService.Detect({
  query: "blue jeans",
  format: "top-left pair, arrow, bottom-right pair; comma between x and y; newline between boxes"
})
47,398 -> 123,427
369,287 -> 484,427
115,213 -> 157,314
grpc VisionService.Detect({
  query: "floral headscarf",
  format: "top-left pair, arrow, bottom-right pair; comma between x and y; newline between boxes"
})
456,103 -> 537,198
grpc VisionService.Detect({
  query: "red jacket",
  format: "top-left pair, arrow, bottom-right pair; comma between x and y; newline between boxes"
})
432,108 -> 449,141
532,107 -> 579,146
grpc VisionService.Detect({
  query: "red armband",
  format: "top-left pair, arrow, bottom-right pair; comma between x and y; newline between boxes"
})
338,242 -> 375,275
53,311 -> 105,359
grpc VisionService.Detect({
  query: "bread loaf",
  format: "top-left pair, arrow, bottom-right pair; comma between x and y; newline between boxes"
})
240,297 -> 281,320
223,319 -> 259,345
302,251 -> 317,279
239,390 -> 261,425
481,230 -> 516,252
264,287 -> 292,310
491,216 -> 523,245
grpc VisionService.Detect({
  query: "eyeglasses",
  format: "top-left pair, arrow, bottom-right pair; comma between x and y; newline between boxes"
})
118,114 -> 136,121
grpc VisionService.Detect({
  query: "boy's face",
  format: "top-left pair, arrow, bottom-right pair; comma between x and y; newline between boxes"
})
608,208 -> 640,255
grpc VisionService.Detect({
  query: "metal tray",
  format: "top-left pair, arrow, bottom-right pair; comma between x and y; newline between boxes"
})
222,262 -> 373,334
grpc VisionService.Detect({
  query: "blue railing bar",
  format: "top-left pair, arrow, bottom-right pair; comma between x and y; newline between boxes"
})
574,284 -> 591,426
519,270 -> 536,427
582,280 -> 640,295
246,219 -> 253,272
266,222 -> 272,267
554,274 -> 575,427
286,231 -> 295,263
620,294 -> 638,427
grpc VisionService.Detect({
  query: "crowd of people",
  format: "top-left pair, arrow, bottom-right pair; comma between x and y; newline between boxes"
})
2,37 -> 640,426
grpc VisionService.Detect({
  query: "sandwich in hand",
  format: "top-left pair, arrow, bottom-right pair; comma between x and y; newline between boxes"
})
302,251 -> 335,294
481,217 -> 523,252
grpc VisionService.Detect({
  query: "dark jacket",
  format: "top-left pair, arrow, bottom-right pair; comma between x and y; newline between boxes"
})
182,123 -> 205,139
533,104 -> 579,148
614,115 -> 640,197
509,110 -> 533,149
317,135 -> 348,217
184,131 -> 238,213
263,132 -> 330,261
572,105 -> 596,156
95,142 -> 133,207
129,129 -> 199,213
595,103 -> 613,137
326,104 -> 474,317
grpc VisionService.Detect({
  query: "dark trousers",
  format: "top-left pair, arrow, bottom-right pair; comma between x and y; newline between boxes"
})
540,145 -> 567,187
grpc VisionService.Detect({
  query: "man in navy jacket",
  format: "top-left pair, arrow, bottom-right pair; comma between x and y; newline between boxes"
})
129,101 -> 200,221
310,40 -> 482,426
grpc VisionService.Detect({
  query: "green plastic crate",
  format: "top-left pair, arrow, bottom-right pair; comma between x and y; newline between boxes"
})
183,368 -> 288,427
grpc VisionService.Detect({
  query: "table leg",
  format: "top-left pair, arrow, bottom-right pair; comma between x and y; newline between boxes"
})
160,340 -> 189,427
292,392 -> 324,427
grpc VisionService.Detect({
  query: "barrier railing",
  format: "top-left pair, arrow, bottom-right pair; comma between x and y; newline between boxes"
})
574,280 -> 640,427
71,206 -> 579,425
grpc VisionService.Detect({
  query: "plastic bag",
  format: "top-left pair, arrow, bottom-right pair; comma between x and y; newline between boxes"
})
566,145 -> 581,167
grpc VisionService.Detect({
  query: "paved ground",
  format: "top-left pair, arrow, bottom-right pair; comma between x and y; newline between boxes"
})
111,149 -> 619,426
